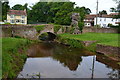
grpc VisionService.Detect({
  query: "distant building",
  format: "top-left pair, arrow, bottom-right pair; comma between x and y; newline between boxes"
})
84,14 -> 96,27
84,13 -> 120,28
7,10 -> 27,24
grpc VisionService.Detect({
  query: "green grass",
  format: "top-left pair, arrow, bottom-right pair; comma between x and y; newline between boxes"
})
34,25 -> 45,33
2,37 -> 31,78
59,33 -> 119,47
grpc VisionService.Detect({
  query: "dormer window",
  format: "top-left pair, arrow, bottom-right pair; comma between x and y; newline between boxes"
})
10,15 -> 14,18
21,15 -> 25,19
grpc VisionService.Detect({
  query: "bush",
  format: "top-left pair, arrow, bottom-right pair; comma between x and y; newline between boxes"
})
108,23 -> 119,29
78,22 -> 84,33
4,22 -> 11,25
34,25 -> 45,33
39,32 -> 48,40
56,35 -> 83,48
54,24 -> 61,33
94,25 -> 101,28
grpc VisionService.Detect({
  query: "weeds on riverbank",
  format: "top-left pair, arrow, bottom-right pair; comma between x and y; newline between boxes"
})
2,38 -> 31,78
56,35 -> 83,48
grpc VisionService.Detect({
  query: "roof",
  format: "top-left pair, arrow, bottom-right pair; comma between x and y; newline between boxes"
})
7,10 -> 27,16
109,13 -> 119,16
85,14 -> 96,19
85,13 -> 119,19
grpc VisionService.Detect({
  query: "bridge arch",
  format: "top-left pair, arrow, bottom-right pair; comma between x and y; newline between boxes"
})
38,32 -> 56,41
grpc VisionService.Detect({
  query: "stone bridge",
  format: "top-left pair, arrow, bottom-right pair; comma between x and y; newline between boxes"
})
1,24 -> 55,40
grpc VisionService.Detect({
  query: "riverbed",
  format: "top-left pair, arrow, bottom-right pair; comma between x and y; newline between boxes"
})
18,42 -> 120,79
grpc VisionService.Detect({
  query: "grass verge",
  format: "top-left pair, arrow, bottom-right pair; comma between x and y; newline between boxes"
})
58,33 -> 119,51
2,37 -> 31,79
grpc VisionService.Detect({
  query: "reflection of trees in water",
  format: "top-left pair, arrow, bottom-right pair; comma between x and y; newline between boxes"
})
27,42 -> 95,71
52,45 -> 83,71
27,42 -> 55,57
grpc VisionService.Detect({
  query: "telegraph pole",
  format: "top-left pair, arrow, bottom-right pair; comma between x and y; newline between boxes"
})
96,0 -> 99,32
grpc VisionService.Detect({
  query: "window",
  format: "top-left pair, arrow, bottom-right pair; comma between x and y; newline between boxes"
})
16,20 -> 20,23
10,20 -> 14,23
111,19 -> 113,21
104,18 -> 106,21
22,20 -> 25,23
10,15 -> 14,18
100,19 -> 102,21
103,24 -> 106,27
21,15 -> 25,19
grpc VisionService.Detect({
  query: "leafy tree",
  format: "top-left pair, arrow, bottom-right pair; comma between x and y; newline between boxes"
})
54,2 -> 75,25
46,2 -> 65,23
78,21 -> 84,33
110,7 -> 117,12
2,1 -> 10,21
99,10 -> 107,15
74,6 -> 91,21
111,0 -> 120,19
12,4 -> 24,10
28,2 -> 50,23
27,1 -> 91,25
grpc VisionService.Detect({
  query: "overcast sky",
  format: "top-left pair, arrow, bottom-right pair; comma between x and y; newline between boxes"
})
8,0 -> 117,14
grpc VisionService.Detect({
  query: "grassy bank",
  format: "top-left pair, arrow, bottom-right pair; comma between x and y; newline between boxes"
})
2,37 -> 31,79
58,33 -> 119,51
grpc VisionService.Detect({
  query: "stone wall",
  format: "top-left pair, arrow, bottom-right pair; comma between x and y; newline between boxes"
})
83,27 -> 118,33
96,44 -> 120,59
1,24 -> 54,40
40,24 -> 54,34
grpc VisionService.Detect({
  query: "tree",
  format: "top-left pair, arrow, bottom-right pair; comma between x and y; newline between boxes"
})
27,2 -> 50,23
46,2 -> 65,23
12,4 -> 24,10
78,21 -> 84,33
99,10 -> 107,15
74,6 -> 91,21
111,0 -> 120,19
54,2 -> 75,25
2,1 -> 10,21
110,7 -> 117,12
27,1 -> 91,25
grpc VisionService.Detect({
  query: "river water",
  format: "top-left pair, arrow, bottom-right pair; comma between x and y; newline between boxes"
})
18,42 -> 120,79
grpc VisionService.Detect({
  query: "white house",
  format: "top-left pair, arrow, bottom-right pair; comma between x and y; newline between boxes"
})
84,14 -> 96,27
94,14 -> 120,28
84,13 -> 120,28
7,10 -> 27,24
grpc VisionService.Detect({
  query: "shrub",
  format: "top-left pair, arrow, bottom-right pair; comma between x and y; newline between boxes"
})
4,22 -> 11,25
39,32 -> 48,41
54,24 -> 61,33
94,24 -> 101,28
34,25 -> 45,33
78,22 -> 84,33
56,35 -> 83,48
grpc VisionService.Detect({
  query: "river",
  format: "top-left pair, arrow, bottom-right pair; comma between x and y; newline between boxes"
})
17,42 -> 120,79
